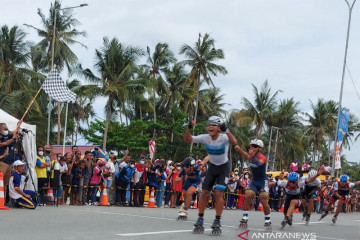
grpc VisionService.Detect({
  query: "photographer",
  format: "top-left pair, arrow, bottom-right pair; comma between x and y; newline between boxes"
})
9,160 -> 36,209
0,122 -> 21,204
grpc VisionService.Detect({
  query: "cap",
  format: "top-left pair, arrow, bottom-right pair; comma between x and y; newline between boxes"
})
155,159 -> 160,163
13,160 -> 25,167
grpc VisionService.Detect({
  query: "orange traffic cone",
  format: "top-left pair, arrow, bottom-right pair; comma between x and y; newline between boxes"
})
101,184 -> 109,206
146,187 -> 156,208
47,189 -> 54,198
258,202 -> 264,211
0,172 -> 10,210
194,196 -> 198,209
280,202 -> 284,212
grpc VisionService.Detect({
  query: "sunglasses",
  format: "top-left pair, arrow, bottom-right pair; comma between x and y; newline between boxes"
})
289,181 -> 297,184
250,144 -> 260,149
208,124 -> 219,127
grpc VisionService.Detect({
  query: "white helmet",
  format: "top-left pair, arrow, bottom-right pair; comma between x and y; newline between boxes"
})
308,169 -> 317,178
208,116 -> 222,126
250,139 -> 264,148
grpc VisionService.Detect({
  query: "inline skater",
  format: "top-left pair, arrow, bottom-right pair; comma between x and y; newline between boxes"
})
300,169 -> 321,225
319,174 -> 360,225
235,139 -> 272,232
270,167 -> 324,230
184,116 -> 238,236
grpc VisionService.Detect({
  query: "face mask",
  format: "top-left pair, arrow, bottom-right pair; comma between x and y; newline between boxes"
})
38,151 -> 44,156
245,175 -> 249,179
2,130 -> 8,136
58,157 -> 61,160
177,167 -> 181,170
105,156 -> 109,160
130,164 -> 135,168
140,161 -> 145,165
235,172 -> 239,175
46,150 -> 51,154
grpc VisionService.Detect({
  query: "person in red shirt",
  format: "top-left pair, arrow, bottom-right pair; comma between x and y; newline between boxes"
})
289,159 -> 299,172
133,157 -> 147,207
170,163 -> 183,208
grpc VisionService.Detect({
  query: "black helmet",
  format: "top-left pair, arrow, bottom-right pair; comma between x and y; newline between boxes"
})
183,157 -> 196,168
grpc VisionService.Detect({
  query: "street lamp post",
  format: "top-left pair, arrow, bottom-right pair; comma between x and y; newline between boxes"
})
46,2 -> 88,145
331,0 -> 357,177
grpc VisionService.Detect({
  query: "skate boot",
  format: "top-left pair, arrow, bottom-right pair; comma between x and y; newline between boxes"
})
287,216 -> 293,226
177,209 -> 188,221
193,217 -> 204,234
331,215 -> 338,226
264,221 -> 272,232
179,202 -> 185,212
302,208 -> 308,221
239,218 -> 248,230
279,217 -> 287,230
305,214 -> 310,226
211,219 -> 222,236
319,211 -> 328,221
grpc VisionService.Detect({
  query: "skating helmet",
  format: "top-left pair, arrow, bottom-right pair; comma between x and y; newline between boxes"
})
183,157 -> 196,168
208,116 -> 222,126
250,139 -> 264,148
308,169 -> 318,178
288,172 -> 299,182
340,174 -> 349,183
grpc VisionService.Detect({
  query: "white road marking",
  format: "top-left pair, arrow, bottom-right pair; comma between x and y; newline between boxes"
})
117,229 -> 211,236
81,209 -> 353,240
293,221 -> 325,225
355,220 -> 360,221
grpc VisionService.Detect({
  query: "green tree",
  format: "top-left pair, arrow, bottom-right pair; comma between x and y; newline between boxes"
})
179,33 -> 227,128
145,43 -> 176,137
80,37 -> 143,151
25,0 -> 86,72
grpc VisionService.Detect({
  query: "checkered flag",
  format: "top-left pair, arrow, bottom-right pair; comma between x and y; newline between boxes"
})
42,69 -> 77,103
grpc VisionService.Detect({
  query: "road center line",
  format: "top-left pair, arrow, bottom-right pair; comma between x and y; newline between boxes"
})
293,221 -> 325,225
117,229 -> 211,236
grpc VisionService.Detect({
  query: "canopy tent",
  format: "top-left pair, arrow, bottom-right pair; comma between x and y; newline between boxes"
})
0,109 -> 37,191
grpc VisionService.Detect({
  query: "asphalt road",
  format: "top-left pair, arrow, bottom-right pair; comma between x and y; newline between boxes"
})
1,206 -> 359,240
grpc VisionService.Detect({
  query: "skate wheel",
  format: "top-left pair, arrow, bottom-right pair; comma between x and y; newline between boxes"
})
211,229 -> 221,236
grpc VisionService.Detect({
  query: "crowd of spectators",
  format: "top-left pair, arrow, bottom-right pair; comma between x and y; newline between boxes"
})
1,130 -> 359,213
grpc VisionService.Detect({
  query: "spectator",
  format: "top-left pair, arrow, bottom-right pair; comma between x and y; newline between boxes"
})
0,122 -> 20,204
115,158 -> 135,206
302,161 -> 310,172
88,160 -> 105,205
269,176 -> 281,211
58,155 -> 68,205
82,151 -> 95,205
164,160 -> 173,208
155,160 -> 167,207
170,162 -> 183,208
237,170 -> 250,209
133,157 -> 147,207
148,159 -> 161,195
227,171 -> 236,209
44,145 -> 52,183
35,146 -> 50,203
62,152 -> 72,204
104,153 -> 116,204
50,153 -> 61,203
71,160 -> 85,205
71,145 -> 78,158
289,159 -> 299,173
9,160 -> 36,209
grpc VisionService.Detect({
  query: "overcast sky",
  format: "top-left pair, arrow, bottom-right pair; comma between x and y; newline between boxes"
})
4,0 -> 360,164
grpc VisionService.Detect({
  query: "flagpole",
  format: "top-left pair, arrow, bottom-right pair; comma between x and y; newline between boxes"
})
332,0 -> 356,177
62,102 -> 69,155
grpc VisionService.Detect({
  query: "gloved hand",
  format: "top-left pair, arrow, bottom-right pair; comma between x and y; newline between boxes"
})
220,123 -> 227,132
188,120 -> 194,129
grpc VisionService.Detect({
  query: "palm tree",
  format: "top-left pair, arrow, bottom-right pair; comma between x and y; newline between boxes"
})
145,43 -> 176,137
304,99 -> 337,163
240,80 -> 281,137
179,33 -> 228,126
25,0 -> 86,72
79,37 -> 143,151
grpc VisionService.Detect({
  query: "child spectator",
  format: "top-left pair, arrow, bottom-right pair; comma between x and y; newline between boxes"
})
89,160 -> 105,205
71,160 -> 85,205
171,163 -> 183,208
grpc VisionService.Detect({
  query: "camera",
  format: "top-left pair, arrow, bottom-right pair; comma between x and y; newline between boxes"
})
99,162 -> 105,167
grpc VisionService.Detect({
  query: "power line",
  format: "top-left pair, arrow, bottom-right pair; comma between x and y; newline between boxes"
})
346,63 -> 360,103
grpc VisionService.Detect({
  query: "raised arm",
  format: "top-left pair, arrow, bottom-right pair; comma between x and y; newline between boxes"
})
184,120 -> 194,143
234,145 -> 249,160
